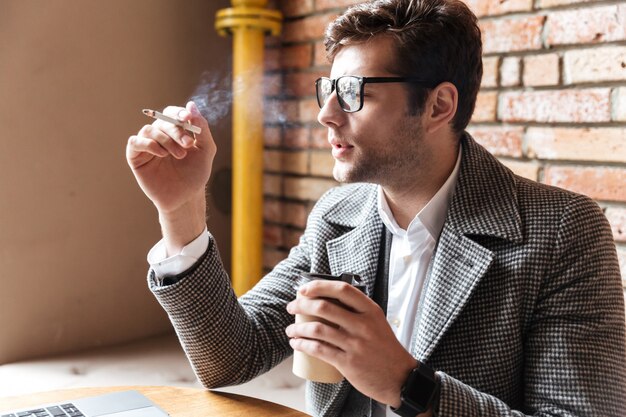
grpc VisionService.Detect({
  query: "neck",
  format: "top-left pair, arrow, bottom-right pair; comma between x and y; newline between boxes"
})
382,139 -> 459,230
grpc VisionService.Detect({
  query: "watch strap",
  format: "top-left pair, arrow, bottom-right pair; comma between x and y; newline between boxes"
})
392,362 -> 439,417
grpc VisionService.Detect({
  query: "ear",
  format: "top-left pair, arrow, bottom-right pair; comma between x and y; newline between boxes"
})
423,82 -> 458,134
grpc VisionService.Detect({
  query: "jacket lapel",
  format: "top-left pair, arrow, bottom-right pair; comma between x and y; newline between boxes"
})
324,185 -> 382,298
310,184 -> 383,416
413,134 -> 523,361
412,229 -> 494,360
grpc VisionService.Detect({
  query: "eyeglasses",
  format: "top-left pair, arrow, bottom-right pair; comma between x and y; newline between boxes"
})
315,75 -> 438,113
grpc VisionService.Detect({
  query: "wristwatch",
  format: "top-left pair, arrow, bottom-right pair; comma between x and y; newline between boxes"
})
391,362 -> 440,417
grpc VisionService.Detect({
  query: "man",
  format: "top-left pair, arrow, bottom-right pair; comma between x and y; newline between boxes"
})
126,0 -> 626,415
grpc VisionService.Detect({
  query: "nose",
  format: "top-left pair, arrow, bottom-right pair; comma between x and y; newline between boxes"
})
317,91 -> 346,128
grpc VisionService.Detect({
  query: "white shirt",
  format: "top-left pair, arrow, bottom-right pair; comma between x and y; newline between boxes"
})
148,149 -> 462,417
374,149 -> 461,417
147,227 -> 209,279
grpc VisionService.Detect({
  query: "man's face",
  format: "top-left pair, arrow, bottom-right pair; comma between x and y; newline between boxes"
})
318,36 -> 431,188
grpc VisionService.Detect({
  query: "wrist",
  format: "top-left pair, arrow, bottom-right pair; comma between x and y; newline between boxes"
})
158,192 -> 207,255
388,357 -> 419,409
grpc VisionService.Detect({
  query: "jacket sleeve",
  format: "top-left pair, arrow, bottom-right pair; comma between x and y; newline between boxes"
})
436,194 -> 626,417
147,187 -> 341,389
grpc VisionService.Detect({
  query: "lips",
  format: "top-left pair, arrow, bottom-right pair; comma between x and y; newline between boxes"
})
330,141 -> 354,159
329,138 -> 354,160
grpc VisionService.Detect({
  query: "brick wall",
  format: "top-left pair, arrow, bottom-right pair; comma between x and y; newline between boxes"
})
262,0 -> 626,293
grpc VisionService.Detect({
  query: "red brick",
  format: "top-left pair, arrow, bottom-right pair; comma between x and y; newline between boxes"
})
543,166 -> 626,202
264,48 -> 280,71
500,57 -> 521,87
471,91 -> 498,123
264,74 -> 282,97
467,126 -> 524,157
263,224 -> 284,246
499,89 -> 611,123
265,99 -> 297,125
526,127 -> 626,163
263,247 -> 288,270
265,150 -> 309,174
310,150 -> 335,177
285,71 -> 326,97
523,53 -> 560,87
284,126 -> 310,149
283,151 -> 309,174
311,127 -> 330,149
500,160 -> 540,181
280,0 -> 314,17
298,98 -> 320,123
264,150 -> 282,172
464,0 -> 533,18
605,207 -> 626,243
284,201 -> 308,228
563,46 -> 626,85
284,177 -> 337,200
314,41 -> 330,67
263,200 -> 309,228
263,199 -> 283,223
545,5 -> 626,47
480,15 -> 545,54
278,99 -> 319,124
280,44 -> 313,70
265,34 -> 281,49
316,0 -> 363,11
264,174 -> 283,197
282,12 -> 337,43
264,126 -> 282,147
482,56 -> 499,88
538,0 -> 602,8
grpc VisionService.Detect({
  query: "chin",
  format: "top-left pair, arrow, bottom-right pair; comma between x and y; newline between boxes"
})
333,167 -> 366,184
333,162 -> 352,182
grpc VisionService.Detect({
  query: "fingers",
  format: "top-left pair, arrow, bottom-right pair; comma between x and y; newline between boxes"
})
127,102 -> 216,168
154,106 -> 196,150
164,102 -> 214,151
299,280 -> 373,314
287,293 -> 365,332
138,124 -> 188,159
288,337 -> 345,366
286,321 -> 346,352
126,134 -> 168,159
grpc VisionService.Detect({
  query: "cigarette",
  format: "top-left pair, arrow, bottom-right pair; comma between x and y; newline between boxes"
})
142,108 -> 202,135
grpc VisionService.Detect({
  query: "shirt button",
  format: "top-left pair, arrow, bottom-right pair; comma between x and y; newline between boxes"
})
391,318 -> 401,327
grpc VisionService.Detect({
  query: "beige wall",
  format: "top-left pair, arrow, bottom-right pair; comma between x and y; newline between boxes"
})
0,0 -> 233,364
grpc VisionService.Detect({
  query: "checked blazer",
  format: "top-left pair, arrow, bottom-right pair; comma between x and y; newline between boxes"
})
149,134 -> 626,416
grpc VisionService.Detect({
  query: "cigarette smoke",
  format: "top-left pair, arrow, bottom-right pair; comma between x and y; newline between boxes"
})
188,71 -> 233,126
188,70 -> 287,127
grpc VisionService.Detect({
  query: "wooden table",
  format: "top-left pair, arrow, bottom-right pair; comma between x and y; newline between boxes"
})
0,386 -> 309,416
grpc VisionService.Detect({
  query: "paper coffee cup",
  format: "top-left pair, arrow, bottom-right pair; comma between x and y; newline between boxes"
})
291,272 -> 364,383
292,297 -> 343,383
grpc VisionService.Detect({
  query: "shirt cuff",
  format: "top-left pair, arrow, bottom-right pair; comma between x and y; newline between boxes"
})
147,226 -> 209,278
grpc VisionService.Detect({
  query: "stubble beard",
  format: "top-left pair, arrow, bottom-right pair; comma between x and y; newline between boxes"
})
332,118 -> 426,188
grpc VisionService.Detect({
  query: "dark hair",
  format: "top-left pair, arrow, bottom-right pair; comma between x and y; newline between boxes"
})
324,0 -> 483,132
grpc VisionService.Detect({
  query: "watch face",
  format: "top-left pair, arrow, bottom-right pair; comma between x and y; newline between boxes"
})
404,368 -> 437,407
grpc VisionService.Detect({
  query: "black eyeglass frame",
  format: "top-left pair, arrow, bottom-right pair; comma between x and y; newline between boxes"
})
315,76 -> 440,113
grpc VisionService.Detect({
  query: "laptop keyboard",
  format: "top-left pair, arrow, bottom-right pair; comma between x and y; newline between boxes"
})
2,403 -> 85,417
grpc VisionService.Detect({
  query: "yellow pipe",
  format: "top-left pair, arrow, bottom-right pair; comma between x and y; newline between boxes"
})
216,1 -> 282,296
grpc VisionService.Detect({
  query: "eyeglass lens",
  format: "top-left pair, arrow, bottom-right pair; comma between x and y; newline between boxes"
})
317,77 -> 362,112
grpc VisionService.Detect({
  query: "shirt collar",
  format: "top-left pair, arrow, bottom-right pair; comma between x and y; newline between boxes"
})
377,146 -> 462,240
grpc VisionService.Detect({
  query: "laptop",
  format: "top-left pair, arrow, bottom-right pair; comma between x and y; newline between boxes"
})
1,390 -> 169,417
